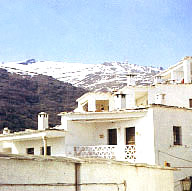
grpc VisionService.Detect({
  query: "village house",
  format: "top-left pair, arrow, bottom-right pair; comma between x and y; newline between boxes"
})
0,56 -> 192,190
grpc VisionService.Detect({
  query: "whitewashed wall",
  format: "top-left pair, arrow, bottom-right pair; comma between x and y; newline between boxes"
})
135,108 -> 156,165
0,154 -> 174,191
148,84 -> 192,108
118,84 -> 192,109
10,137 -> 65,156
65,121 -> 96,146
153,106 -> 192,191
81,162 -> 174,191
0,155 -> 75,191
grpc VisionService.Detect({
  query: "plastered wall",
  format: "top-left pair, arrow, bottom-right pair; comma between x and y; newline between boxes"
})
148,84 -> 192,108
153,107 -> 192,191
0,155 -> 174,191
11,137 -> 65,156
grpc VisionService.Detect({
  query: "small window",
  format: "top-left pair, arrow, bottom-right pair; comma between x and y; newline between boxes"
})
173,126 -> 182,145
41,146 -> 51,155
189,99 -> 192,108
26,148 -> 34,155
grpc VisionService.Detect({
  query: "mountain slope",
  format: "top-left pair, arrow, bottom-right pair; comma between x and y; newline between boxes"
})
0,68 -> 86,131
0,59 -> 163,91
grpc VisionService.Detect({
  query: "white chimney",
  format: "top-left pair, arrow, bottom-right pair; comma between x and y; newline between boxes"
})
127,74 -> 136,86
38,112 -> 49,130
3,127 -> 10,135
154,76 -> 162,84
155,94 -> 165,104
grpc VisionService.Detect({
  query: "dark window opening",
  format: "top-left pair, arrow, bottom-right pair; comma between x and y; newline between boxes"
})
96,100 -> 109,112
126,127 -> 135,145
108,129 -> 117,145
26,148 -> 34,155
189,99 -> 192,108
41,146 -> 51,155
83,102 -> 88,112
173,126 -> 182,145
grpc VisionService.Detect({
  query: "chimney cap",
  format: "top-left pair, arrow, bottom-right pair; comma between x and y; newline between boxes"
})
155,75 -> 162,78
126,73 -> 137,77
3,127 -> 10,135
38,112 -> 48,115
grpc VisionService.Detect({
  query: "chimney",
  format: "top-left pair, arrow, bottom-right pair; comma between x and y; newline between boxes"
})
127,74 -> 136,86
155,94 -> 165,104
154,76 -> 162,84
3,127 -> 10,135
38,112 -> 49,130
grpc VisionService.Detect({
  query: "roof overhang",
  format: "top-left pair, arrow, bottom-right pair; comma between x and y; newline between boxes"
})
0,129 -> 65,142
59,109 -> 147,123
76,92 -> 112,102
155,57 -> 192,78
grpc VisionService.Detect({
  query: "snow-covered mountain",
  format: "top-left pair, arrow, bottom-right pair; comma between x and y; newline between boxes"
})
0,59 -> 163,91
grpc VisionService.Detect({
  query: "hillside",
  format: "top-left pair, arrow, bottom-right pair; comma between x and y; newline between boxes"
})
0,59 -> 163,91
0,68 -> 86,131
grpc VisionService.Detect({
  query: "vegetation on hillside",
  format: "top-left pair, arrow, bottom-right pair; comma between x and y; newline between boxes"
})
0,69 -> 87,131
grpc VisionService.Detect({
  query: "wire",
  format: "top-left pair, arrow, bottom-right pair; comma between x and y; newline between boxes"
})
159,150 -> 192,163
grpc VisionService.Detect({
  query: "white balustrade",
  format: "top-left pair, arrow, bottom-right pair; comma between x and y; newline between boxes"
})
74,145 -> 117,159
71,145 -> 136,162
124,145 -> 136,162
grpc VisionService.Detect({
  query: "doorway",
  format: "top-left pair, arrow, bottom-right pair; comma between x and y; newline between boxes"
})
126,127 -> 135,145
108,129 -> 117,145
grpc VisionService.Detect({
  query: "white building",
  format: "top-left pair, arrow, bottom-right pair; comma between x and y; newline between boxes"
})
0,57 -> 192,190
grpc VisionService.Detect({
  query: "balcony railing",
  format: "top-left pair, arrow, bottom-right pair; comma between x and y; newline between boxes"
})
71,145 -> 136,162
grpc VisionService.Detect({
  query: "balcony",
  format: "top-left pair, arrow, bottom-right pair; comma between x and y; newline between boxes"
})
67,145 -> 136,163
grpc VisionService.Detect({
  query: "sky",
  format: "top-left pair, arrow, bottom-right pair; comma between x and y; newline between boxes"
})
0,0 -> 191,69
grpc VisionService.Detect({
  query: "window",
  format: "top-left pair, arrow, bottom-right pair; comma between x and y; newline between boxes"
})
189,99 -> 192,108
180,177 -> 192,191
173,126 -> 182,145
83,102 -> 88,112
96,100 -> 109,112
126,127 -> 135,145
41,146 -> 51,155
108,129 -> 117,145
26,148 -> 34,155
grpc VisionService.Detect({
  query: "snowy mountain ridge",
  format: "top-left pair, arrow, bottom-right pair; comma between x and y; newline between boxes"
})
0,59 -> 163,91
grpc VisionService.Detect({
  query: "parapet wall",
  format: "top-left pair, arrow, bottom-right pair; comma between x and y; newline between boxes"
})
0,153 -> 174,191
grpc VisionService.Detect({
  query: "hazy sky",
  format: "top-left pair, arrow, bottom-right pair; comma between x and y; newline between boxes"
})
0,0 -> 191,68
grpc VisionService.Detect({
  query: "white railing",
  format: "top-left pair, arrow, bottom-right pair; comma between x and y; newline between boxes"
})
71,145 -> 136,162
124,145 -> 136,162
74,145 -> 117,160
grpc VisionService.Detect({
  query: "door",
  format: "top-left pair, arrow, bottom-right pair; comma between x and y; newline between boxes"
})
108,129 -> 117,145
126,127 -> 135,145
